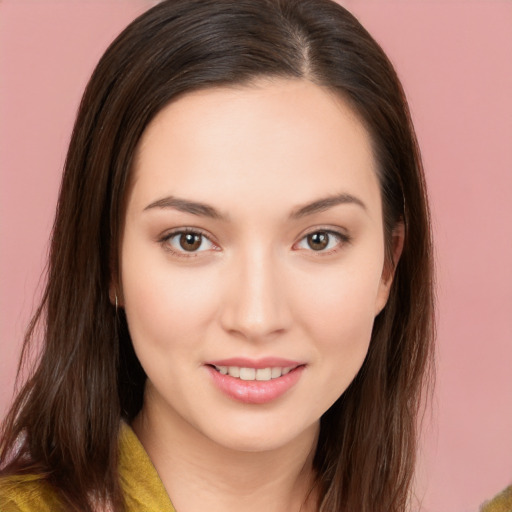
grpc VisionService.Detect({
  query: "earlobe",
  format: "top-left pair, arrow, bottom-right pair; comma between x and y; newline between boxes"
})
109,254 -> 123,307
375,221 -> 405,315
109,282 -> 123,308
109,284 -> 117,306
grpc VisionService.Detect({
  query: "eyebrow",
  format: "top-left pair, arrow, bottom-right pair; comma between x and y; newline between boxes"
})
143,192 -> 366,220
144,196 -> 228,220
289,193 -> 366,219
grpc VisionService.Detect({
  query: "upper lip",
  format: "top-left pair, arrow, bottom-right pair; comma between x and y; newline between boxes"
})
206,357 -> 304,369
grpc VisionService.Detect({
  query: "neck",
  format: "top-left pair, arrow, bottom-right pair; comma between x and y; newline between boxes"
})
132,395 -> 319,512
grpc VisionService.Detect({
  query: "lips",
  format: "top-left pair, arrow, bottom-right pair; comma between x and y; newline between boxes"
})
207,357 -> 302,369
205,358 -> 305,404
212,365 -> 295,381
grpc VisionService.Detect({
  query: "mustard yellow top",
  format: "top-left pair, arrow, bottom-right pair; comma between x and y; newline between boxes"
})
480,485 -> 512,512
0,423 -> 176,512
0,424 -> 510,512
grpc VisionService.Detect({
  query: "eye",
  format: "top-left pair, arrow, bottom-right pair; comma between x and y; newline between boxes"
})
295,230 -> 348,253
161,229 -> 217,255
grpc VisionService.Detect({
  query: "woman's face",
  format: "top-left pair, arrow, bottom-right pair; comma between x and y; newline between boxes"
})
120,79 -> 394,452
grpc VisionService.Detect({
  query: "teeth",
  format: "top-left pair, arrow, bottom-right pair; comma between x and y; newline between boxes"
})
214,365 -> 296,381
228,366 -> 240,378
271,367 -> 282,379
239,367 -> 256,380
256,368 -> 272,381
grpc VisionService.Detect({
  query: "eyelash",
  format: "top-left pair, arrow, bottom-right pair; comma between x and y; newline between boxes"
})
159,227 -> 351,258
159,228 -> 218,258
294,229 -> 351,255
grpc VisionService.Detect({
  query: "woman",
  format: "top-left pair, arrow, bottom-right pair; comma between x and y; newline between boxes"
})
0,1 -> 435,511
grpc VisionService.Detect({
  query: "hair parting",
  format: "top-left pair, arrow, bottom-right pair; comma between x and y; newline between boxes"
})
1,1 -> 435,511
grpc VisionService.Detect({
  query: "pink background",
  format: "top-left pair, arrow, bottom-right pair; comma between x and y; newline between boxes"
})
0,1 -> 511,510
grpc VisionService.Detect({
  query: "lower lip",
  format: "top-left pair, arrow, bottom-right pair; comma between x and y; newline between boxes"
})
206,366 -> 305,404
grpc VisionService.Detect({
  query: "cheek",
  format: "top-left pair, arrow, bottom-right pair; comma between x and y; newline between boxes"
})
120,241 -> 220,358
292,261 -> 383,379
297,259 -> 382,331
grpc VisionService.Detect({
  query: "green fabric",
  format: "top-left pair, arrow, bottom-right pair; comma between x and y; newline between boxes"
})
0,423 -> 176,512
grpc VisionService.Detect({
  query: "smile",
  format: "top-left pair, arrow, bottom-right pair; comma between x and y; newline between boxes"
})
206,360 -> 305,404
212,365 -> 294,381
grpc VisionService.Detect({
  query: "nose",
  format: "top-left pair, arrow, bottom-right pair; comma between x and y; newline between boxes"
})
219,246 -> 291,342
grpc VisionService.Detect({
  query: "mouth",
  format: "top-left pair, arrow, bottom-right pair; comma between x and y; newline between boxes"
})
209,365 -> 298,381
205,359 -> 306,404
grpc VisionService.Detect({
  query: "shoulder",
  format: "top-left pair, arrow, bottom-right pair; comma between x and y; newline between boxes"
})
119,422 -> 176,512
0,423 -> 175,512
480,485 -> 512,512
0,474 -> 63,512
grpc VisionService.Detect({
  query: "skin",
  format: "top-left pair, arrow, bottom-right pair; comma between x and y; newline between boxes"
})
117,78 -> 402,512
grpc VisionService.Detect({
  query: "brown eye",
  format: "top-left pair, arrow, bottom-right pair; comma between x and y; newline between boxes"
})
179,233 -> 203,251
307,231 -> 330,251
295,229 -> 347,254
162,230 -> 215,255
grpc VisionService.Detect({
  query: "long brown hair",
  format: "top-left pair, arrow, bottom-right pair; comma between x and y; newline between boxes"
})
0,1 -> 435,511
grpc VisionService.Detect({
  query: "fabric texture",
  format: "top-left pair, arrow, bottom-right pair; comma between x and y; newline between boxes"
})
480,485 -> 512,512
0,422 -> 176,512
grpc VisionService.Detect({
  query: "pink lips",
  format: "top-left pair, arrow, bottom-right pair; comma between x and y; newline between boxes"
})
205,358 -> 305,405
208,357 -> 302,369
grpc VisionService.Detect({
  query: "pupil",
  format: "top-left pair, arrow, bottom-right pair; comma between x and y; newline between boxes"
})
308,231 -> 328,250
180,233 -> 201,251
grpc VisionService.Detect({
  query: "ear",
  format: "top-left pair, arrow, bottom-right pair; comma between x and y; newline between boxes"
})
109,248 -> 124,307
109,280 -> 123,308
109,283 -> 117,306
375,221 -> 405,316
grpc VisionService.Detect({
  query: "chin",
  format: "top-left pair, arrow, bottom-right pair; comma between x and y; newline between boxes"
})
196,415 -> 320,454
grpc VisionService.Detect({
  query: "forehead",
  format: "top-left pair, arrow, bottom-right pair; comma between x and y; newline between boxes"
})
129,79 -> 381,218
